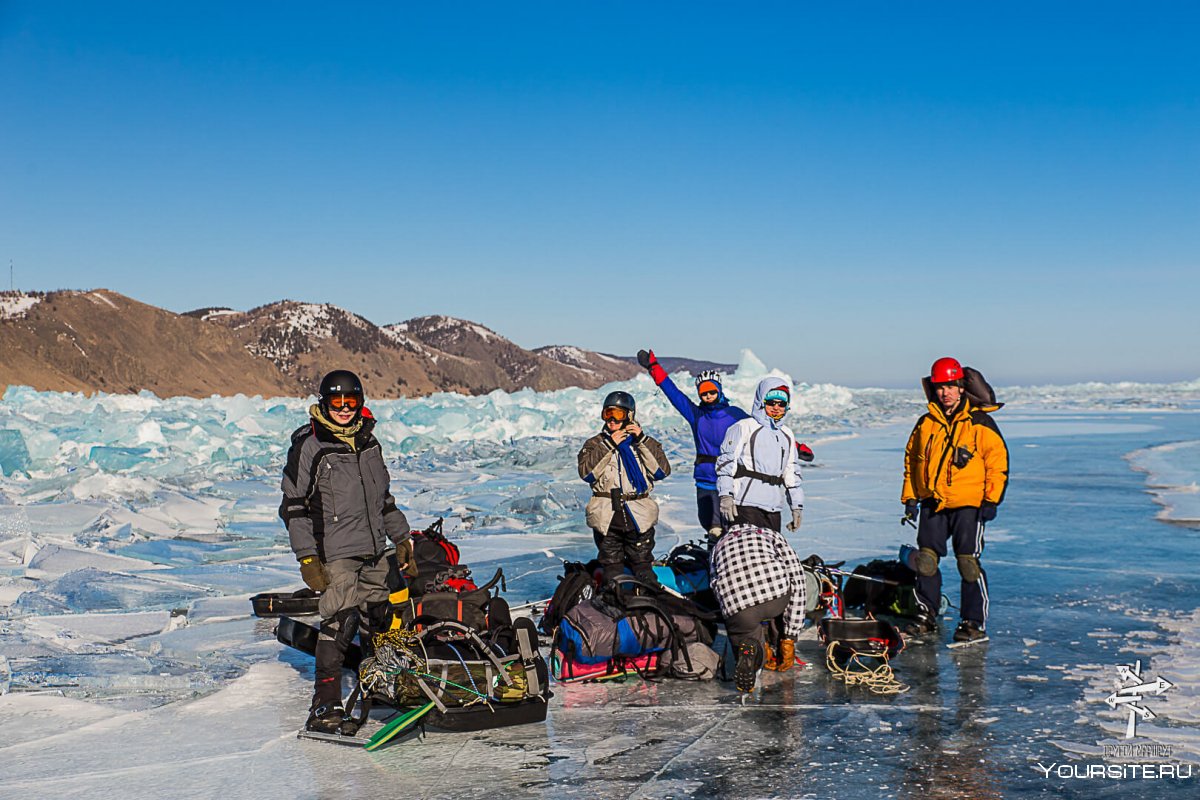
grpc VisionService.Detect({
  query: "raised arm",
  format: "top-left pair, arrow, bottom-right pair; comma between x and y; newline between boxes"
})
639,349 -> 696,425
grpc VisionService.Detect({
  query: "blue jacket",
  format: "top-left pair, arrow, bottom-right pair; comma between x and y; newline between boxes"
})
655,374 -> 749,489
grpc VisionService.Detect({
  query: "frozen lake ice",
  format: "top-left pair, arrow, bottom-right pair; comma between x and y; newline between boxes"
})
1,361 -> 1198,798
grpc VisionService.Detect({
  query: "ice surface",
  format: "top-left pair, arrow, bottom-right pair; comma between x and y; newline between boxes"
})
0,429 -> 30,476
1127,439 -> 1200,525
0,357 -> 1198,798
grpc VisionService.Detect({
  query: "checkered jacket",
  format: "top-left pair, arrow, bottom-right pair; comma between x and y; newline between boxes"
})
709,524 -> 807,639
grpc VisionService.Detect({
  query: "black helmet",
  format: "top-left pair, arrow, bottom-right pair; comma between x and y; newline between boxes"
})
319,370 -> 364,401
601,390 -> 636,418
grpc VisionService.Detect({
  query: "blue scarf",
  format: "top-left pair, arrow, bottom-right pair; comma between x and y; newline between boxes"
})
616,436 -> 649,493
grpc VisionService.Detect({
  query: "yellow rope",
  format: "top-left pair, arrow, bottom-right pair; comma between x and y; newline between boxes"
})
824,642 -> 909,695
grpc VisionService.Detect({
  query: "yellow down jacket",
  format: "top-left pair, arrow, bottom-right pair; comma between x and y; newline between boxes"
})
901,399 -> 1009,510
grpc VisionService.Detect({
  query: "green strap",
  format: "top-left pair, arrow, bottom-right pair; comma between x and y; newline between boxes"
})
364,701 -> 436,751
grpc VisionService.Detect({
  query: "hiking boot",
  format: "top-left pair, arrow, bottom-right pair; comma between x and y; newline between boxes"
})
903,615 -> 937,638
953,620 -> 987,644
734,640 -> 762,692
306,703 -> 357,736
774,638 -> 795,672
763,638 -> 796,672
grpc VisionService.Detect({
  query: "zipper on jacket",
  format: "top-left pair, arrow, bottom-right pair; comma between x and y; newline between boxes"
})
326,460 -> 337,523
355,449 -> 380,549
933,412 -> 963,493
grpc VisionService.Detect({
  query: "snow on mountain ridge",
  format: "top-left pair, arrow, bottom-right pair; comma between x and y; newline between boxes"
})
0,291 -> 42,320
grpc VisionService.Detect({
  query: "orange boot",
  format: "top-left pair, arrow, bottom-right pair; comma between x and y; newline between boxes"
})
762,641 -> 779,670
774,638 -> 795,672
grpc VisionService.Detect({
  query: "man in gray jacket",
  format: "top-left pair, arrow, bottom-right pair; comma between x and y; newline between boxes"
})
578,390 -> 670,585
279,370 -> 412,735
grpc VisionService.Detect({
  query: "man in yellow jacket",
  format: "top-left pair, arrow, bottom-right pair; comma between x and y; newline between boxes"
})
901,357 -> 1008,644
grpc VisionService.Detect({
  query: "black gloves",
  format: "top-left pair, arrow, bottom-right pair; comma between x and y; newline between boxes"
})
979,502 -> 998,523
902,500 -> 919,527
299,556 -> 330,593
636,349 -> 655,369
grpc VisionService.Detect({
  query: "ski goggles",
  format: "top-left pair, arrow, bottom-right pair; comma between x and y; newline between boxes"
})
601,406 -> 629,422
328,394 -> 361,411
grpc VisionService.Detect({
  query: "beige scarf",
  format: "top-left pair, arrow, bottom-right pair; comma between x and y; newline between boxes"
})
310,403 -> 363,451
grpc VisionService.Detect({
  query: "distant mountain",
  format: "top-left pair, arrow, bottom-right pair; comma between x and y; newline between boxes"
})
0,290 -> 642,398
389,316 -> 638,393
0,290 -> 297,396
610,354 -> 737,377
534,345 -> 640,385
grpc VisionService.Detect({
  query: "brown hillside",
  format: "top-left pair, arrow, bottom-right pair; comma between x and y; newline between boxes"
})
0,290 -> 298,397
1,291 -> 641,398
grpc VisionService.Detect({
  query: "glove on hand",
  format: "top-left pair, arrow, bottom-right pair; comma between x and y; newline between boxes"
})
636,349 -> 656,369
902,500 -> 919,526
719,495 -> 737,523
787,508 -> 804,531
395,538 -> 418,577
979,502 -> 998,523
299,556 -> 330,593
796,443 -> 815,463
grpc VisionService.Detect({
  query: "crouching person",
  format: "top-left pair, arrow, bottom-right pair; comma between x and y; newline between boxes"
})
710,524 -> 808,692
279,370 -> 413,735
578,390 -> 670,586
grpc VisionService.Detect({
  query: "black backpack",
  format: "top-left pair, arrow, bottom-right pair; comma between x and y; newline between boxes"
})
841,559 -> 921,619
395,567 -> 506,633
537,560 -> 601,636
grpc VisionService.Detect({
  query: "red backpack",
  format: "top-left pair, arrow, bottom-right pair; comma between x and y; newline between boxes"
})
410,518 -> 476,595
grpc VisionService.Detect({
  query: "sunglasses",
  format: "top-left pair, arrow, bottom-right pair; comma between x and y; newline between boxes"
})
329,395 -> 361,411
601,407 -> 629,422
763,400 -> 788,408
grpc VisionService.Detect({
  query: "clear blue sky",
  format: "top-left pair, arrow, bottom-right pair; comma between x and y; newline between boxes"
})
2,2 -> 1197,386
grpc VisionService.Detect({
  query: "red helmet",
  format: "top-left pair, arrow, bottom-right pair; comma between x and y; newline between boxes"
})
930,357 -> 963,384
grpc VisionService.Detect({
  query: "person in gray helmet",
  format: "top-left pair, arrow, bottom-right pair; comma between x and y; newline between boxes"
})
578,390 -> 671,585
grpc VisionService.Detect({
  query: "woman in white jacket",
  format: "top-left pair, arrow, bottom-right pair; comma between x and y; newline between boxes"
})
715,377 -> 805,533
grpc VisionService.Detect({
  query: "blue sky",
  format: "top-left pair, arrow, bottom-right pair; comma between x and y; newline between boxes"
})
2,2 -> 1197,387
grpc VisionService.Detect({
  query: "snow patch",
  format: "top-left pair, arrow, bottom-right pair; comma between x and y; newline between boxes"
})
89,292 -> 118,309
0,292 -> 40,320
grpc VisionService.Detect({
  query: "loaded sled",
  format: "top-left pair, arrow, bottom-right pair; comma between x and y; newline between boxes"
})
258,519 -> 552,747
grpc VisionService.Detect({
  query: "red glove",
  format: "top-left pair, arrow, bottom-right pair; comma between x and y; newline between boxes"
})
638,349 -> 668,385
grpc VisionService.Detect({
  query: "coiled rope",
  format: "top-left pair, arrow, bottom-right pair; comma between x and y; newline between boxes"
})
824,642 -> 909,695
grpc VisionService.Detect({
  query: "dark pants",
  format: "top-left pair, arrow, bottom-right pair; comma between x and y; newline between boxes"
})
914,504 -> 989,626
725,595 -> 789,654
697,487 -> 721,531
313,554 -> 391,708
593,522 -> 657,584
734,505 -> 781,533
